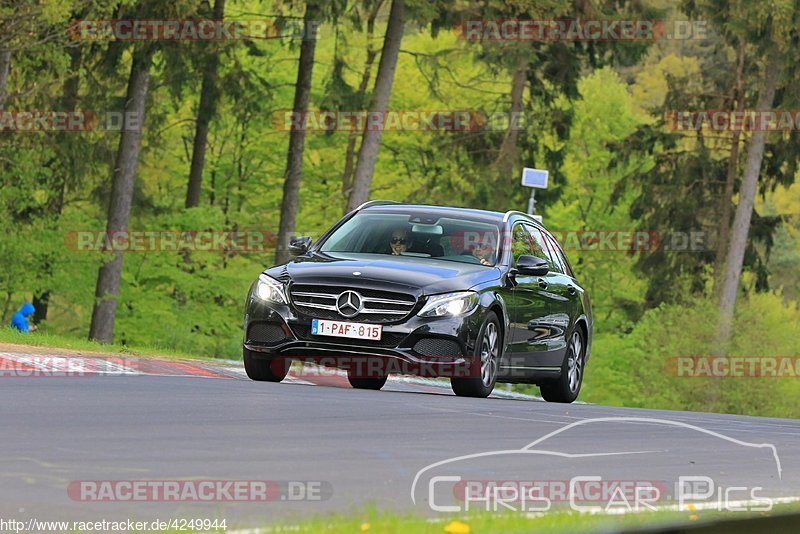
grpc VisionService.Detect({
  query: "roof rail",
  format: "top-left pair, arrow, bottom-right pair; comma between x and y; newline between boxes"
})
503,210 -> 545,227
502,210 -> 528,223
355,200 -> 399,211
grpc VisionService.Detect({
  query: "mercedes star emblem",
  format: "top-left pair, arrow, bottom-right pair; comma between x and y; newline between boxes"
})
336,290 -> 363,318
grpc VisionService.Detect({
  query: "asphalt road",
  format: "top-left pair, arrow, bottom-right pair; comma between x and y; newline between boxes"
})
1,349 -> 799,530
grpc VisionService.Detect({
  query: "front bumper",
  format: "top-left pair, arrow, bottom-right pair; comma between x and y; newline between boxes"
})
243,296 -> 486,376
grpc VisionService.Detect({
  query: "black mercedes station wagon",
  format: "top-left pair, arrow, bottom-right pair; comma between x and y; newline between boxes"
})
243,201 -> 593,402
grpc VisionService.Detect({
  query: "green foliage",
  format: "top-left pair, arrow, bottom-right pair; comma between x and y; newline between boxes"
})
546,67 -> 649,332
582,292 -> 800,417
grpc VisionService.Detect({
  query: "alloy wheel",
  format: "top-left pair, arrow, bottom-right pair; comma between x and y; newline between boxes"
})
480,322 -> 499,387
566,330 -> 584,393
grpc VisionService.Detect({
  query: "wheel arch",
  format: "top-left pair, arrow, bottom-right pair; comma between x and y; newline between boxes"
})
573,315 -> 591,362
480,291 -> 509,357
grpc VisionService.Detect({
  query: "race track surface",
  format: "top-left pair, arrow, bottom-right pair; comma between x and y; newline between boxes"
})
1,348 -> 798,529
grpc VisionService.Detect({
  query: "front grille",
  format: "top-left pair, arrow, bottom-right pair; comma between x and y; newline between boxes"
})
289,284 -> 417,324
247,322 -> 287,345
291,324 -> 407,348
412,338 -> 463,359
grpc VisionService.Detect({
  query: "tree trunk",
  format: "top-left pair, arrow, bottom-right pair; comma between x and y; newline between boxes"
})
341,0 -> 383,204
56,45 -> 82,214
2,291 -> 12,325
346,0 -> 405,211
714,41 -> 746,288
88,46 -> 154,343
715,46 -> 782,352
32,292 -> 49,325
0,49 -> 11,109
185,0 -> 225,208
274,1 -> 321,264
492,56 -> 528,208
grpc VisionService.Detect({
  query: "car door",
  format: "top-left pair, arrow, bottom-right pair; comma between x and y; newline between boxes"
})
504,223 -> 560,372
510,223 -> 569,370
528,225 -> 579,360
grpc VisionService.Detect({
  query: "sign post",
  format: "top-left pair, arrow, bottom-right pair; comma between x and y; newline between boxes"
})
521,168 -> 548,220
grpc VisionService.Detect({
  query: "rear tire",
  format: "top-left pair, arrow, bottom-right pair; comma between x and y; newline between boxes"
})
540,327 -> 585,403
451,311 -> 500,398
243,348 -> 289,382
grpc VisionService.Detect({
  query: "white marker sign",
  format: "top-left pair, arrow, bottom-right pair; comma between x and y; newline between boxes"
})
521,168 -> 549,189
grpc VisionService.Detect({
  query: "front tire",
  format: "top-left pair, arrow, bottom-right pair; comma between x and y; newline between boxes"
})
347,371 -> 388,390
540,327 -> 585,403
243,348 -> 289,382
451,311 -> 500,398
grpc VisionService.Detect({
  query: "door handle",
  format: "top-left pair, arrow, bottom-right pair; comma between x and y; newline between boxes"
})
538,278 -> 548,289
567,284 -> 577,295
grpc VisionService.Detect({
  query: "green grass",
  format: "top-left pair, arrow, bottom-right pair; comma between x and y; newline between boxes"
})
0,327 -> 223,362
256,501 -> 800,533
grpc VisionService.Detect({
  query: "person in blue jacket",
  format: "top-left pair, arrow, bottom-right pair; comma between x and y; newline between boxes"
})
10,302 -> 37,333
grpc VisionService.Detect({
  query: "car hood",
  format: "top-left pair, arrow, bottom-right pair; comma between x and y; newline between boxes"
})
266,252 -> 500,296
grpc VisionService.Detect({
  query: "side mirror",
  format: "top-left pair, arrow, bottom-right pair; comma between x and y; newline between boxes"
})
516,255 -> 549,276
288,236 -> 312,256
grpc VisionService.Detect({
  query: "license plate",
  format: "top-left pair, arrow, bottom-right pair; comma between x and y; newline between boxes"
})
311,319 -> 382,340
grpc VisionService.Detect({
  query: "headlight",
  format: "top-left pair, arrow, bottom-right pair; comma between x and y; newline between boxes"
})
418,291 -> 479,317
253,274 -> 287,304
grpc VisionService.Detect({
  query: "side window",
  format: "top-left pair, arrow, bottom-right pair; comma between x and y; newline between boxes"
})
545,232 -> 573,277
524,224 -> 558,272
534,228 -> 564,274
510,223 -> 533,264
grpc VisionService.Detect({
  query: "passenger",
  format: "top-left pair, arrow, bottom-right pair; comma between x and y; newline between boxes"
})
389,229 -> 411,255
470,241 -> 495,266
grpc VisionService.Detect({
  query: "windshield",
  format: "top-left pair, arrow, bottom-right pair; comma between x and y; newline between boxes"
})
319,211 -> 501,266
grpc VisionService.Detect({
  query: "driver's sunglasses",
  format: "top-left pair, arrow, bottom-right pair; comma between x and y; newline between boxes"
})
391,237 -> 409,245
